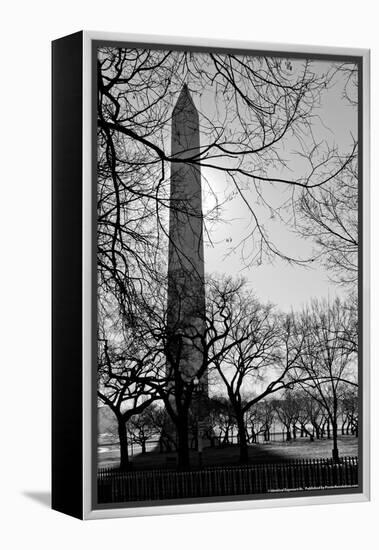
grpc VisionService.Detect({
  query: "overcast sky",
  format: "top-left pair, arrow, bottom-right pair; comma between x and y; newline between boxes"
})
193,59 -> 358,311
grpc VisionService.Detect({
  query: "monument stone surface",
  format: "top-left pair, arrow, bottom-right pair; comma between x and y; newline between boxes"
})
167,84 -> 207,394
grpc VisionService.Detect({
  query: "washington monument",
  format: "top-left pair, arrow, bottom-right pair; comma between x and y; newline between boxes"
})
167,84 -> 207,393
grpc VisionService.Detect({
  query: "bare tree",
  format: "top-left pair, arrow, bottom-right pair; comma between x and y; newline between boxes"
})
245,406 -> 261,444
146,403 -> 178,453
291,298 -> 357,460
340,385 -> 359,436
134,275 -> 262,470
273,390 -> 301,441
296,63 -> 358,288
127,405 -> 159,454
298,150 -> 358,287
97,302 -> 160,469
255,400 -> 276,443
207,396 -> 237,446
245,402 -> 276,443
97,48 -> 357,315
293,390 -> 324,441
211,290 -> 304,463
96,50 -> 358,470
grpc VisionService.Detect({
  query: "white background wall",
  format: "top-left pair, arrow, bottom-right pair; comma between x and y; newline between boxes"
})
1,1 -> 377,548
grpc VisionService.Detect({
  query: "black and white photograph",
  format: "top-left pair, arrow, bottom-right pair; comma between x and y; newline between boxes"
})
3,0 -> 379,543
95,42 -> 361,506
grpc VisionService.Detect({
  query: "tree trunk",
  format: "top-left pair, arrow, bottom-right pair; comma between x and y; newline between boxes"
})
332,394 -> 339,460
176,419 -> 190,471
320,423 -> 325,438
236,414 -> 249,464
341,419 -> 346,435
301,424 -> 313,441
118,418 -> 130,471
141,440 -> 146,454
327,419 -> 331,439
332,418 -> 339,461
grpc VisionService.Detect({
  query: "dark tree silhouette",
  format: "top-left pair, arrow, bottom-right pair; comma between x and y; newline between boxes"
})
297,64 -> 358,288
273,390 -> 301,441
340,385 -> 359,436
96,48 -> 359,474
134,276 -> 261,470
298,150 -> 358,286
210,286 -> 305,463
97,48 -> 357,314
97,303 -> 160,470
290,298 -> 357,460
207,396 -> 237,446
127,405 -> 159,454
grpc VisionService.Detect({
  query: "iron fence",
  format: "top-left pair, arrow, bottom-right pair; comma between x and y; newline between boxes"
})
97,456 -> 358,503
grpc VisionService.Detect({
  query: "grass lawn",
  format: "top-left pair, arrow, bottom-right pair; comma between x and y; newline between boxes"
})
98,435 -> 358,470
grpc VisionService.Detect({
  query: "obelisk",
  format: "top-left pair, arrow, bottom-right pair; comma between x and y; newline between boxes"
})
167,84 -> 207,393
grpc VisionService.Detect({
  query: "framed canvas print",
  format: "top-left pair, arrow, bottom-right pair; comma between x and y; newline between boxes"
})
52,31 -> 370,520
